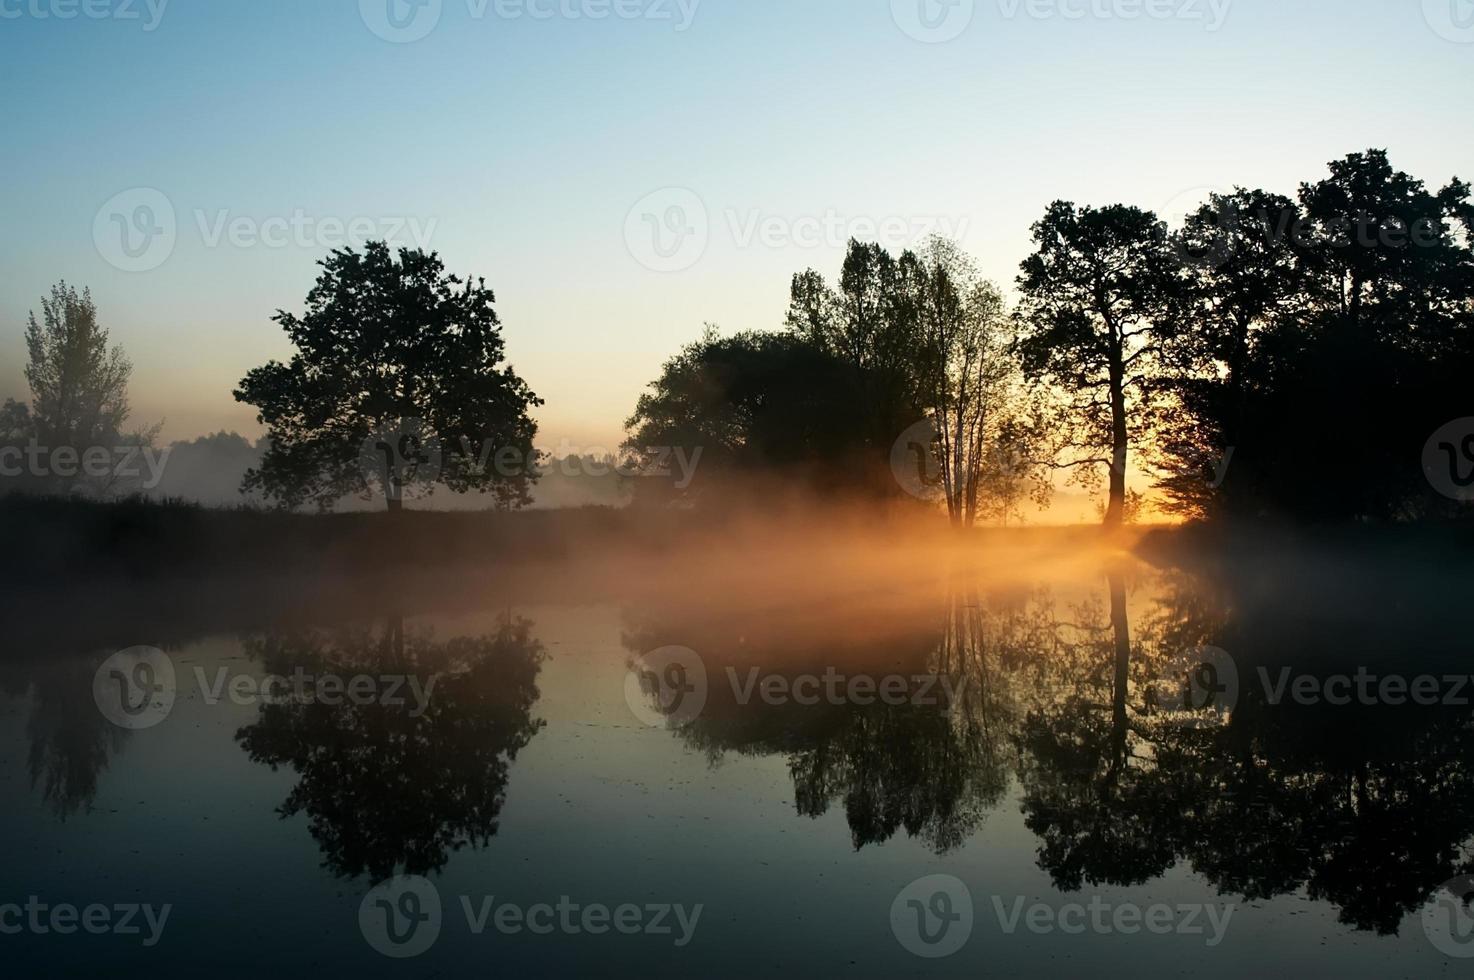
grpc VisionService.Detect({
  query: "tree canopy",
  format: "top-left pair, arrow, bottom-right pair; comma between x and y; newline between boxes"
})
235,242 -> 543,511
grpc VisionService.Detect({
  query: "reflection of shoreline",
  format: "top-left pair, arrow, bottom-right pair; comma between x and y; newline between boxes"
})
623,550 -> 1474,935
9,528 -> 1474,935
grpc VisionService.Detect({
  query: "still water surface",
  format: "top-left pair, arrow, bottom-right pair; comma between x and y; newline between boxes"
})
3,538 -> 1471,977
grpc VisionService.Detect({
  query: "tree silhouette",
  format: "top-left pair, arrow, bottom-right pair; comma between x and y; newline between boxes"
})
1155,150 -> 1474,522
623,326 -> 879,501
1014,203 -> 1179,527
235,242 -> 543,511
4,282 -> 156,498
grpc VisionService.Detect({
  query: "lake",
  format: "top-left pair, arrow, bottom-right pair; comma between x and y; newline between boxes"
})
3,529 -> 1472,977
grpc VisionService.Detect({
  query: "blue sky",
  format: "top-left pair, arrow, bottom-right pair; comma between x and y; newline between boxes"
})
2,0 -> 1470,447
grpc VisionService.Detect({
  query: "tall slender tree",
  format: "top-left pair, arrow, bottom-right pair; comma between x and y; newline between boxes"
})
23,283 -> 133,451
1014,203 -> 1178,527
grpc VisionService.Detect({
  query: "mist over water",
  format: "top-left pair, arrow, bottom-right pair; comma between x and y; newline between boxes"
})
3,523 -> 1471,977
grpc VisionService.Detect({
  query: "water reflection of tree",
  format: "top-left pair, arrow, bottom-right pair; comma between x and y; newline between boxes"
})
1015,562 -> 1474,936
236,616 -> 545,881
624,590 -> 1034,853
629,557 -> 1474,935
4,659 -> 125,819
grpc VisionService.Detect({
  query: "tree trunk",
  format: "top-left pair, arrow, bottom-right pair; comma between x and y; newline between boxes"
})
1105,370 -> 1128,527
1107,570 -> 1131,779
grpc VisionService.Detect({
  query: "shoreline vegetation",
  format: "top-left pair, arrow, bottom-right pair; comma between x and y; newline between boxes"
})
5,149 -> 1470,533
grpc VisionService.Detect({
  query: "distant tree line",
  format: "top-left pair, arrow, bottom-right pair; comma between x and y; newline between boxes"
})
5,148 -> 1469,525
628,149 -> 1474,526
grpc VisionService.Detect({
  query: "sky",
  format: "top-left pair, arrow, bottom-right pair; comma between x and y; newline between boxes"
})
1,0 -> 1471,451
